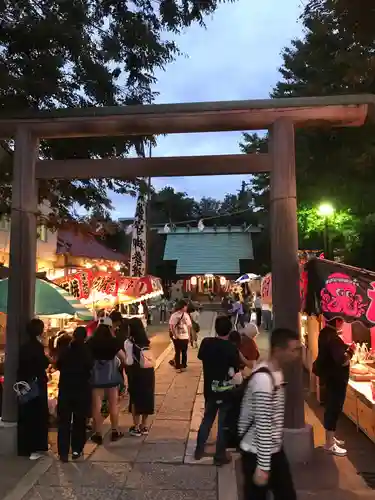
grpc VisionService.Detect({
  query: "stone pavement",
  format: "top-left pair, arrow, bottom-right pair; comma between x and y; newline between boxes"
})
5,311 -> 218,500
0,457 -> 35,500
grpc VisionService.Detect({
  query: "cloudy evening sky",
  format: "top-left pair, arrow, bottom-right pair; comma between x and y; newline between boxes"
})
112,0 -> 304,218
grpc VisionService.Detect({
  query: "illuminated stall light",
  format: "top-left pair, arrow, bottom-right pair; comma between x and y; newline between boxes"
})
220,276 -> 226,286
190,276 -> 197,286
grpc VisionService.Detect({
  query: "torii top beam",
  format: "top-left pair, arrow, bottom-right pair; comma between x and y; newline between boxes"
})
0,95 -> 374,139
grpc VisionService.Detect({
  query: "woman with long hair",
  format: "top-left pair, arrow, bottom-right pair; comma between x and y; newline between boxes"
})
87,318 -> 126,444
56,326 -> 93,462
17,318 -> 50,460
125,318 -> 155,437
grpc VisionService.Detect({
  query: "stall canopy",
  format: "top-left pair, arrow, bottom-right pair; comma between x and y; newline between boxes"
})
305,258 -> 375,328
54,270 -> 163,307
0,278 -> 93,319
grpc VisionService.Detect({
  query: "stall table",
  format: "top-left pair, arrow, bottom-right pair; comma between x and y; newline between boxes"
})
344,380 -> 375,442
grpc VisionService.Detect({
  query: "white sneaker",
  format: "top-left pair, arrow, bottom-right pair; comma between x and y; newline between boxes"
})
334,437 -> 345,446
324,442 -> 347,456
29,452 -> 43,461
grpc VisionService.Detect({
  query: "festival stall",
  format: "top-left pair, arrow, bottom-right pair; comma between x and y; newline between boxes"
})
0,277 -> 94,417
304,258 -> 375,443
260,268 -> 309,346
54,270 -> 164,320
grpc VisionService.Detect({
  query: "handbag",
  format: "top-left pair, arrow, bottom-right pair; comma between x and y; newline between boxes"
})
13,379 -> 40,405
139,348 -> 156,369
192,320 -> 200,333
91,358 -> 123,387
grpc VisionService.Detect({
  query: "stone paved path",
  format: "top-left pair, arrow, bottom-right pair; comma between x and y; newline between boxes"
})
0,457 -> 35,500
20,311 -> 219,500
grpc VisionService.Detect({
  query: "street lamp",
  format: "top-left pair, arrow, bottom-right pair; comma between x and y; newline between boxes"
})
318,203 -> 334,218
317,203 -> 335,259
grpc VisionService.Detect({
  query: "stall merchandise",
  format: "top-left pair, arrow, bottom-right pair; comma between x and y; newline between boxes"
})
47,370 -> 60,417
304,258 -> 375,443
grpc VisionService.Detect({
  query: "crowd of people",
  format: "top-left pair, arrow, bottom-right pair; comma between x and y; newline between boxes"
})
15,298 -> 200,463
194,314 -> 300,499
16,313 -> 156,462
13,292 -> 351,500
222,292 -> 273,331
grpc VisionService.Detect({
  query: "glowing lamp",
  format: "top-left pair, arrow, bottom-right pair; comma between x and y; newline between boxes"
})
220,276 -> 226,286
190,276 -> 197,286
318,203 -> 334,217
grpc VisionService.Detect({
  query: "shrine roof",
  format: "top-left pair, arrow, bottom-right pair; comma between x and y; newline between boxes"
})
57,230 -> 127,262
157,226 -> 261,235
163,230 -> 254,275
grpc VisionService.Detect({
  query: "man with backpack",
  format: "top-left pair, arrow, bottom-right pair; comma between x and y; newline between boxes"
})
238,327 -> 300,500
194,316 -> 241,466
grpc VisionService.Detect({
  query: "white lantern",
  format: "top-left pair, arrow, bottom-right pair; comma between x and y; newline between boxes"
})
190,276 -> 197,286
220,276 -> 226,286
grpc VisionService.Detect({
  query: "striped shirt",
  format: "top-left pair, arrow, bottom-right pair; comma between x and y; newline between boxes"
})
238,362 -> 285,471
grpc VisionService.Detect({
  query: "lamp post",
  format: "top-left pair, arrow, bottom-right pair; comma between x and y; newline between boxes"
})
318,203 -> 335,259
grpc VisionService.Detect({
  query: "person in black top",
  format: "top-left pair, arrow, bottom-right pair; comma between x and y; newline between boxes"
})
56,326 -> 93,462
17,319 -> 50,460
125,318 -> 155,437
86,318 -> 126,444
195,316 -> 241,466
316,318 -> 355,457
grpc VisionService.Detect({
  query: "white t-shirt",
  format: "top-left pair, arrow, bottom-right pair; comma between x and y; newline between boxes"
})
169,311 -> 192,340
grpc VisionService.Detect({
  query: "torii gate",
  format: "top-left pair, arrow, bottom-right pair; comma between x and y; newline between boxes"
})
0,94 -> 374,458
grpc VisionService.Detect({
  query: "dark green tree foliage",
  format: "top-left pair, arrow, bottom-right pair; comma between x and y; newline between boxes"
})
0,0 -> 236,222
149,184 -> 259,228
240,0 -> 375,269
148,187 -> 198,226
272,0 -> 375,214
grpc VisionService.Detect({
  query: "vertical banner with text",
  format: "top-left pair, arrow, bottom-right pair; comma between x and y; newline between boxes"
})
130,191 -> 147,277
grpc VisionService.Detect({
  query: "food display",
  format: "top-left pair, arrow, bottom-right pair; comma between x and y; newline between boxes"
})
350,343 -> 375,381
47,370 -> 59,417
350,344 -> 375,380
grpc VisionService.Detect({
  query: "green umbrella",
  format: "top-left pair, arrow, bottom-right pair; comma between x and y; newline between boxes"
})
0,278 -> 93,320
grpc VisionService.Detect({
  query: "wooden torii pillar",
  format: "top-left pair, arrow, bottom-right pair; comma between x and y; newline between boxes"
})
0,95 -> 372,457
269,119 -> 312,459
